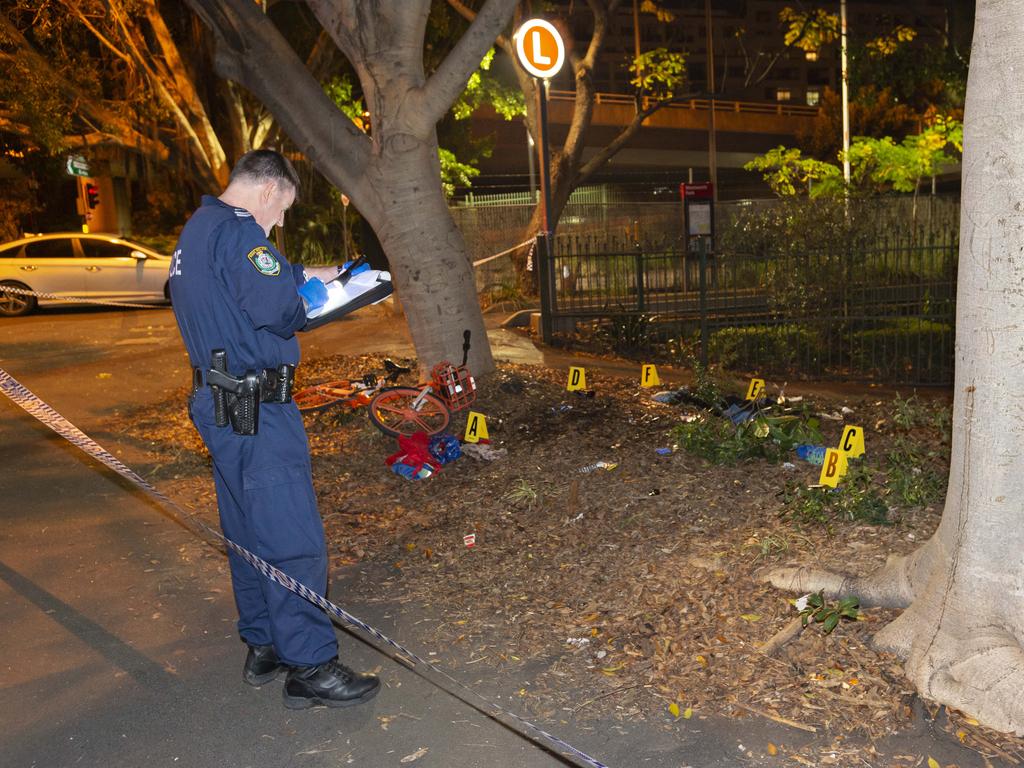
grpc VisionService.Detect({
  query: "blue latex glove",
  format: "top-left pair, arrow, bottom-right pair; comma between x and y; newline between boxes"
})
340,259 -> 371,277
298,277 -> 329,311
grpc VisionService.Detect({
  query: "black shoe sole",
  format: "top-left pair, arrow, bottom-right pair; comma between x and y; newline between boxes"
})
282,679 -> 381,710
243,665 -> 286,687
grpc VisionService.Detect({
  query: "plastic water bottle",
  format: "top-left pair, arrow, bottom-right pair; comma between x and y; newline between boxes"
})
796,444 -> 826,465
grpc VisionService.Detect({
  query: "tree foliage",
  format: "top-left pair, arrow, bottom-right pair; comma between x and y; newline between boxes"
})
747,117 -> 963,198
743,147 -> 841,198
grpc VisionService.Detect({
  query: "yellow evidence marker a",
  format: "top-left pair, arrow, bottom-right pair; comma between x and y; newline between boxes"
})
463,411 -> 489,443
567,366 -> 587,392
745,377 -> 765,401
640,364 -> 661,388
818,448 -> 849,487
839,425 -> 865,458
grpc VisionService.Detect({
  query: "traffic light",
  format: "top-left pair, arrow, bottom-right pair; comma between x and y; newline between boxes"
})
85,182 -> 99,209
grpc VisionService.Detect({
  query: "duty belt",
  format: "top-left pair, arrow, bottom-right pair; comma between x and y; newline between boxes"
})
191,349 -> 295,435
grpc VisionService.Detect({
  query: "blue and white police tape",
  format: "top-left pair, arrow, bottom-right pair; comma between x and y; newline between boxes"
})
0,367 -> 611,768
0,284 -> 165,309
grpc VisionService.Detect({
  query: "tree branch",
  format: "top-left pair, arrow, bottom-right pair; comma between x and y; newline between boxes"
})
576,92 -> 699,183
0,12 -> 169,162
417,0 -> 517,128
185,0 -> 376,213
445,0 -> 513,55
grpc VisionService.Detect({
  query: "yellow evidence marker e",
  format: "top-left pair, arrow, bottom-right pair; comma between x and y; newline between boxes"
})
567,366 -> 587,392
640,364 -> 661,388
745,377 -> 765,401
818,448 -> 849,487
839,425 -> 865,458
463,411 -> 489,443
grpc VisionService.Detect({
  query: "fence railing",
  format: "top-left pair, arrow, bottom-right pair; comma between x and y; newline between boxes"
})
547,89 -> 821,117
546,234 -> 958,385
453,193 -> 962,384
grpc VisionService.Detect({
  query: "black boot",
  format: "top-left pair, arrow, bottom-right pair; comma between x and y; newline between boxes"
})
283,657 -> 380,709
243,644 -> 286,686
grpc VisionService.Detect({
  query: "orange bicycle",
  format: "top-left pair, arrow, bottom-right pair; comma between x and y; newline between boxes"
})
294,359 -> 411,413
367,331 -> 478,438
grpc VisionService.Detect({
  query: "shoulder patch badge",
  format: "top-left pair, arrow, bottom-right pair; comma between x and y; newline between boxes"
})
247,246 -> 280,276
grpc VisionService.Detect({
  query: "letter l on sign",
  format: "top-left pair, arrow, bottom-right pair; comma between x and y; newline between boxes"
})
532,31 -> 551,65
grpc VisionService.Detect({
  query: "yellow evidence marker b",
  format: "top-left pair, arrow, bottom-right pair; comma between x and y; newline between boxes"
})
640,364 -> 661,388
464,411 -> 489,443
567,366 -> 587,391
745,377 -> 765,401
818,448 -> 849,487
839,425 -> 865,458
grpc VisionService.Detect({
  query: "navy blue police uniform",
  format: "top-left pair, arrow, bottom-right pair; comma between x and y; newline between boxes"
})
169,195 -> 337,667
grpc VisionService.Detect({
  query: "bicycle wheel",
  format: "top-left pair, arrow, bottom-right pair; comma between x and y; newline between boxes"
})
368,386 -> 451,438
294,380 -> 357,413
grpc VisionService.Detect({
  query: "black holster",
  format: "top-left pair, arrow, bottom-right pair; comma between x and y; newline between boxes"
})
200,351 -> 296,436
208,350 -> 260,435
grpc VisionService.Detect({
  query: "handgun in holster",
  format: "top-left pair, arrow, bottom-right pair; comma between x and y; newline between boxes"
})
207,350 -> 261,436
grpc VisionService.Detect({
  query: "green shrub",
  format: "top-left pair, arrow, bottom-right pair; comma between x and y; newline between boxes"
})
850,318 -> 952,381
710,324 -> 821,374
784,465 -> 891,526
673,410 -> 822,465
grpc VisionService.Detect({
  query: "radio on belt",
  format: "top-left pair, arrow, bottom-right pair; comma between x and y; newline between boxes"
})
303,255 -> 394,330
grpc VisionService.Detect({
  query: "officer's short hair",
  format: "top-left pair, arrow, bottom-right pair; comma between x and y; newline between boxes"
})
229,150 -> 301,195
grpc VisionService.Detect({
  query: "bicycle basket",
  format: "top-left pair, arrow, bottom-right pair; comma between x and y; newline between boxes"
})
430,361 -> 476,412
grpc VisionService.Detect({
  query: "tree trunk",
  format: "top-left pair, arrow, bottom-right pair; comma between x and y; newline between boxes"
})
767,1 -> 1024,735
369,141 -> 494,374
186,0 -> 514,375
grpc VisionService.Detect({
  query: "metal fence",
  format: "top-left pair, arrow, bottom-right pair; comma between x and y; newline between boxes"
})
451,191 -> 961,384
547,231 -> 957,385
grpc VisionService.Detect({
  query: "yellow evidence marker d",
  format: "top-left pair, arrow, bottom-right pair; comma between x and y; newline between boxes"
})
839,425 -> 865,458
566,366 -> 587,392
818,448 -> 849,487
463,411 -> 489,443
640,364 -> 661,388
745,377 -> 765,401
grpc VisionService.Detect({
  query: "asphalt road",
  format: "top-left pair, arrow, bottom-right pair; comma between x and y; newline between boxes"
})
0,304 -> 999,768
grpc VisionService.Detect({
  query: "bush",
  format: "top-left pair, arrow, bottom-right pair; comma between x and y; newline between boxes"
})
710,324 -> 821,374
673,410 -> 823,465
850,318 -> 952,382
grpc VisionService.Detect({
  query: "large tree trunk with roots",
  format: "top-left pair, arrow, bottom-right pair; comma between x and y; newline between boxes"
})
185,0 -> 516,374
767,2 -> 1024,735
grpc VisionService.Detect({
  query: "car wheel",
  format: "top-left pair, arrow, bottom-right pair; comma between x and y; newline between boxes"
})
0,281 -> 37,317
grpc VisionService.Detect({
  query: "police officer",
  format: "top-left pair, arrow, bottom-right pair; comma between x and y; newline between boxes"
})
169,149 -> 379,710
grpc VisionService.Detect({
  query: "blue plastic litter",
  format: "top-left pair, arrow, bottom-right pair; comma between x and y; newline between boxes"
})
390,461 -> 436,480
722,402 -> 756,425
796,444 -> 827,465
429,433 -> 462,465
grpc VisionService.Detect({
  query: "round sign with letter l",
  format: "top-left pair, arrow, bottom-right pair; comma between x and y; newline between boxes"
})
515,18 -> 565,79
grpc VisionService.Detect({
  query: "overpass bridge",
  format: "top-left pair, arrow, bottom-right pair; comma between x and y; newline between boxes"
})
473,90 -> 821,192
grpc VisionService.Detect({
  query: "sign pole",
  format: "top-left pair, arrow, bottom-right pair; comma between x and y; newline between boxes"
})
537,79 -> 554,236
515,18 -> 565,346
536,80 -> 555,343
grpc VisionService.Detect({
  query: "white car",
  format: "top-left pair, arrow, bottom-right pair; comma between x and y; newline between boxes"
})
0,233 -> 172,316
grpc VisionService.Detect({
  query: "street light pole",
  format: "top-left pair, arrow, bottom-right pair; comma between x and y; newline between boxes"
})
840,0 -> 851,185
704,0 -> 718,202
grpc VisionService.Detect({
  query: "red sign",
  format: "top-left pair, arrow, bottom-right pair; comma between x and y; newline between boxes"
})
680,182 -> 714,200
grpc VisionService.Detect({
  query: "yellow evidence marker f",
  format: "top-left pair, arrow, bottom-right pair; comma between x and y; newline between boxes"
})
818,448 -> 849,487
567,366 -> 587,391
464,411 -> 489,443
641,364 -> 661,388
745,377 -> 765,401
839,425 -> 865,458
